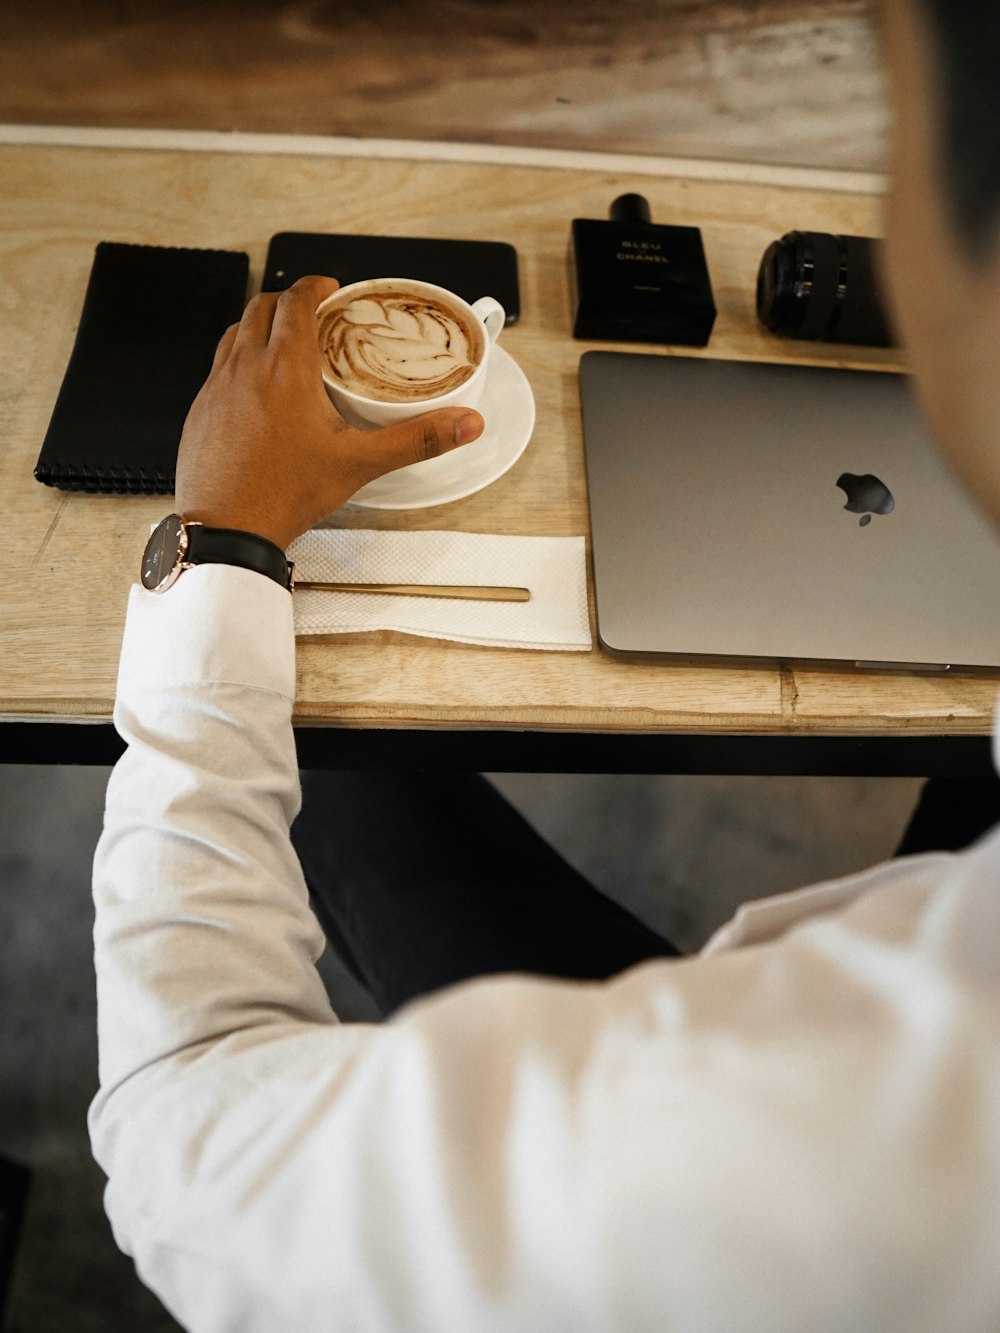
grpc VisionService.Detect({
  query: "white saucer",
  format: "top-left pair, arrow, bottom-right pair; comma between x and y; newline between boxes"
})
347,344 -> 535,510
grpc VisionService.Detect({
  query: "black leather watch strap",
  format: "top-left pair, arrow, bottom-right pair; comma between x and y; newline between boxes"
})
184,523 -> 293,590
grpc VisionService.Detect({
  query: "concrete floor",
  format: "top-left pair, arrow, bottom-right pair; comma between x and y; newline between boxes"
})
0,760 -> 922,1330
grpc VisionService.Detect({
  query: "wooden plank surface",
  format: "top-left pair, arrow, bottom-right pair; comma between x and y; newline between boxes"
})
3,136 -> 997,734
0,1 -> 884,171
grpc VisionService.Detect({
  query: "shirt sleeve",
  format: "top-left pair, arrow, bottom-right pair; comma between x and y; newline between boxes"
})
90,568 -> 1000,1333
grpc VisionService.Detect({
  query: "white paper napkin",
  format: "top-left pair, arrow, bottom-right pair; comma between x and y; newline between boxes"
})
288,529 -> 592,651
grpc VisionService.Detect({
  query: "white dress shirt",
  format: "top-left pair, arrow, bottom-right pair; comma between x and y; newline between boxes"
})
91,565 -> 1000,1333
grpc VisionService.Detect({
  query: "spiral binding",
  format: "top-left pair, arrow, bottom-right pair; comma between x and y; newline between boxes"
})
34,461 -> 173,494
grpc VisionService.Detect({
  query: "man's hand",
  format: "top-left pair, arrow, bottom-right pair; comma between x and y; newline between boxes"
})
175,275 -> 486,549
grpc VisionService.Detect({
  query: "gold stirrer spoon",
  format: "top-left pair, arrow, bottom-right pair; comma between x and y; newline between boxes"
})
294,581 -> 531,603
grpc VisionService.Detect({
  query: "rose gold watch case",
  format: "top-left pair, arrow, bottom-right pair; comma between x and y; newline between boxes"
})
141,514 -> 202,592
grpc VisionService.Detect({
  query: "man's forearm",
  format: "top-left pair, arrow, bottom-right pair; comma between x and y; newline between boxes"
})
90,568 -> 334,1125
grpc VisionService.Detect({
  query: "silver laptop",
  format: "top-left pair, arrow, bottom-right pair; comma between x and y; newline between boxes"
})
580,351 -> 1000,671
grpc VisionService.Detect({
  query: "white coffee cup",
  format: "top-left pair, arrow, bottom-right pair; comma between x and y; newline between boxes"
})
316,277 -> 505,430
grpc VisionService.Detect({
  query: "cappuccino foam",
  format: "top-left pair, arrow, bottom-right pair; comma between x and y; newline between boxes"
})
319,288 -> 482,403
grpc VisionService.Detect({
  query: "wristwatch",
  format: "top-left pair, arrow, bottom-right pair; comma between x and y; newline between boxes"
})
141,514 -> 294,593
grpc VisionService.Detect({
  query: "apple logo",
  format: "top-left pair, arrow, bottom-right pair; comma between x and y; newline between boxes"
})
836,472 -> 895,527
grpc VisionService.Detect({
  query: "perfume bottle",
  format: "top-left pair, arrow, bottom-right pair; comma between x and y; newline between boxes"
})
570,193 -> 717,346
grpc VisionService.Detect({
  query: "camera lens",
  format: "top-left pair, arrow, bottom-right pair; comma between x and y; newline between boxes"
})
756,230 -> 894,347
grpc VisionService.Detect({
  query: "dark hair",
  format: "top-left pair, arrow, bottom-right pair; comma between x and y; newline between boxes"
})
918,0 -> 1000,259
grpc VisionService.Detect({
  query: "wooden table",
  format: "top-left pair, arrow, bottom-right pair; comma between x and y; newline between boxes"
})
2,127 -> 996,774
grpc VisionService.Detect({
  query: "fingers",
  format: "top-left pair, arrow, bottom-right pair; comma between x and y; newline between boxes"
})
353,408 -> 485,481
227,277 -> 339,359
269,274 -> 341,349
210,321 -> 240,373
232,291 -> 279,351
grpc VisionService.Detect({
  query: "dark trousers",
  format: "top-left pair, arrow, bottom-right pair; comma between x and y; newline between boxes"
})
291,773 -> 1000,1018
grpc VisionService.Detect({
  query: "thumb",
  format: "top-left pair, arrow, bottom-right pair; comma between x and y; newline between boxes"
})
354,408 -> 485,481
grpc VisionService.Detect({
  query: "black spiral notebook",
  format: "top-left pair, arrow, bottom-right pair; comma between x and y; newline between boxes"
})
34,242 -> 249,494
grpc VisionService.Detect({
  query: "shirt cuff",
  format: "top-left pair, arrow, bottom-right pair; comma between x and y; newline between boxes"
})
116,563 -> 296,700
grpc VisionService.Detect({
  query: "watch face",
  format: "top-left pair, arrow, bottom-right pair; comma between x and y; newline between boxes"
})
141,514 -> 186,591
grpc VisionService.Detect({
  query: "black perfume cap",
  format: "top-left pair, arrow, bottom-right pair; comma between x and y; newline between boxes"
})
609,193 -> 652,224
570,194 -> 717,346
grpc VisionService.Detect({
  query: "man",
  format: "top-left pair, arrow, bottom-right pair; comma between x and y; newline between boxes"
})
90,1 -> 1000,1328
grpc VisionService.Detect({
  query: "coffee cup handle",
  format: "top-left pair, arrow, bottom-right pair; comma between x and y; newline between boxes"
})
472,296 -> 505,343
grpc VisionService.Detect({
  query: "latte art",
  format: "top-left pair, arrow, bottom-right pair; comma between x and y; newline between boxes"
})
319,290 -> 482,403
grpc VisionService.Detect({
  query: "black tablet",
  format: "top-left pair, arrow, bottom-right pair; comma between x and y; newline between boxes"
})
261,231 -> 520,325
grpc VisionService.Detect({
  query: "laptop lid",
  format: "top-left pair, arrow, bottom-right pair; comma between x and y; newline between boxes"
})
580,351 -> 1000,671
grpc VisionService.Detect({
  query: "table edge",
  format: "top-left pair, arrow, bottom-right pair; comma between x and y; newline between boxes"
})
0,719 -> 993,777
0,123 -> 889,195
0,706 -> 994,739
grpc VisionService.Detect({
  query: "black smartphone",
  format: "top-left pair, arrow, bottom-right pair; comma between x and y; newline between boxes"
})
261,231 -> 520,325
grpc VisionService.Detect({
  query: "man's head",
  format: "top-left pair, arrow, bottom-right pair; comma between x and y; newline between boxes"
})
880,0 -> 1000,527
911,3 -> 1000,262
